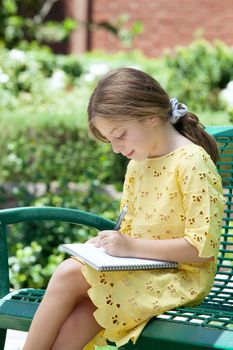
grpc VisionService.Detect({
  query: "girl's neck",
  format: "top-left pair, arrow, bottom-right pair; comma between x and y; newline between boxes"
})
149,122 -> 193,158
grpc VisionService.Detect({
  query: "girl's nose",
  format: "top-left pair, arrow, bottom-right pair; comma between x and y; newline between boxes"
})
111,140 -> 121,154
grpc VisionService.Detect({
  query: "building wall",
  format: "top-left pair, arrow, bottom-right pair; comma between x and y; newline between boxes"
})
89,0 -> 233,57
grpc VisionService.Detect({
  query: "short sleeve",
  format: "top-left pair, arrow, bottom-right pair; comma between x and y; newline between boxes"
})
179,150 -> 225,260
119,161 -> 135,236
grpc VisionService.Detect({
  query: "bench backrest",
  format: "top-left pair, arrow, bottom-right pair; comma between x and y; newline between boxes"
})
205,126 -> 233,310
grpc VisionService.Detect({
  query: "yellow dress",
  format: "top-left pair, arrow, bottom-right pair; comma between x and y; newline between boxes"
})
82,144 -> 225,349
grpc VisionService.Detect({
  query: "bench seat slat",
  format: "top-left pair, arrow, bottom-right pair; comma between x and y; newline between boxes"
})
0,288 -> 44,331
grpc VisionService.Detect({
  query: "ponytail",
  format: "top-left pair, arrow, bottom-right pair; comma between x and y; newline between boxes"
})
174,112 -> 219,164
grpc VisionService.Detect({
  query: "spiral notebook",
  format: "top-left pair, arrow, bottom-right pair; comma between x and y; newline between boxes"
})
61,243 -> 178,271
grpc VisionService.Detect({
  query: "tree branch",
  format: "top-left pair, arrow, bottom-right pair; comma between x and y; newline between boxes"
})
33,0 -> 60,24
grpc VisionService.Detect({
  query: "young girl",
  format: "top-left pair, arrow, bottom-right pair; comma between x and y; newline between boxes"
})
23,68 -> 225,350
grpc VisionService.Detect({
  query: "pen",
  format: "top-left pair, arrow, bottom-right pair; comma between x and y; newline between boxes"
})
114,204 -> 128,230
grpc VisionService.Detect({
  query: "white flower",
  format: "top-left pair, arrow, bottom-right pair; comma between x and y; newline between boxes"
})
83,63 -> 109,83
226,81 -> 233,91
0,73 -> 9,83
83,73 -> 95,82
9,49 -> 26,62
7,153 -> 22,165
89,63 -> 109,76
48,70 -> 67,90
220,81 -> 233,109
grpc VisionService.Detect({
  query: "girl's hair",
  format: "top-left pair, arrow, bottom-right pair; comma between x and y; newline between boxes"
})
88,67 -> 219,164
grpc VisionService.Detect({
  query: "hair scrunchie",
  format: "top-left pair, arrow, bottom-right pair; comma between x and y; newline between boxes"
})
170,98 -> 188,124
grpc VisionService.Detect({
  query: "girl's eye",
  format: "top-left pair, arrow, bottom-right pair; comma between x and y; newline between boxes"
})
116,132 -> 126,139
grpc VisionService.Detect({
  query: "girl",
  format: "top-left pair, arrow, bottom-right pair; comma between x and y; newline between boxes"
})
23,68 -> 225,350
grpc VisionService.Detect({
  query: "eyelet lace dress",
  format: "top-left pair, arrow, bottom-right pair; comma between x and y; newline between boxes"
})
80,144 -> 225,349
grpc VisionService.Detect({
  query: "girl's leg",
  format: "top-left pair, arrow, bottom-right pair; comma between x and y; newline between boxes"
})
23,258 -> 91,350
51,296 -> 102,350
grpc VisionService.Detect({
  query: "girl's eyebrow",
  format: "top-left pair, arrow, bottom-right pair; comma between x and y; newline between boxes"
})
109,127 -> 119,135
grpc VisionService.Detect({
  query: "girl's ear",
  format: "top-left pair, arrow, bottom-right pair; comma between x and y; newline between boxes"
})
148,116 -> 160,127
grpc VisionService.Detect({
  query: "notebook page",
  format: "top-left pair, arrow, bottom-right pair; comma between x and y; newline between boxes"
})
62,243 -> 177,270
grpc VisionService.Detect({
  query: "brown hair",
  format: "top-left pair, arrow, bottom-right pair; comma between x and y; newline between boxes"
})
88,67 -> 219,164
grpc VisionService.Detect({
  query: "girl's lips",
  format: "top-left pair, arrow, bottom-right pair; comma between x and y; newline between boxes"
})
125,150 -> 134,158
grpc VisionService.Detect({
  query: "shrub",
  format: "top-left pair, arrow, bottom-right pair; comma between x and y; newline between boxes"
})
163,39 -> 233,111
0,45 -> 82,110
8,186 -> 120,288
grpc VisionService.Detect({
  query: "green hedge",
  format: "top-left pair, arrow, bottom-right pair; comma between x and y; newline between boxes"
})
0,120 -> 127,185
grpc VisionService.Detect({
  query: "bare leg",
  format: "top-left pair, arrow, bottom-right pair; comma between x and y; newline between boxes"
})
23,258 -> 92,350
51,297 -> 102,350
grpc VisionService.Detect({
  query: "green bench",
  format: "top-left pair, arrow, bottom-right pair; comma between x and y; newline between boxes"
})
0,126 -> 233,350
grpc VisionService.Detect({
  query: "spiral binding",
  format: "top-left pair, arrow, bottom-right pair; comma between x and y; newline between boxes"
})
101,261 -> 177,271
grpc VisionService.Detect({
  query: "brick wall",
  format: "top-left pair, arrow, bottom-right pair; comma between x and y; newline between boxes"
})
90,0 -> 233,57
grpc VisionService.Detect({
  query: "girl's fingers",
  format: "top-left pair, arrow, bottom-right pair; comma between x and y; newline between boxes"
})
98,231 -> 108,239
85,237 -> 96,244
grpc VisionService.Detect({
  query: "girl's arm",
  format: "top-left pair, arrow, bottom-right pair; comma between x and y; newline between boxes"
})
94,231 -> 213,263
130,236 -> 213,263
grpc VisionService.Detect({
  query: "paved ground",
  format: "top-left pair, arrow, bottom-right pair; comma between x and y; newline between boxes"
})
4,330 -> 27,350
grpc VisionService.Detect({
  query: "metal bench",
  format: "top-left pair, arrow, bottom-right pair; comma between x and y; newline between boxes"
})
1,126 -> 233,350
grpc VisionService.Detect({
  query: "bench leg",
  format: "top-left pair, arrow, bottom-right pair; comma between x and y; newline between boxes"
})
0,329 -> 6,350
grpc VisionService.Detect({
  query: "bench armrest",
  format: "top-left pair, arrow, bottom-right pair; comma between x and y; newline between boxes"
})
0,206 -> 115,230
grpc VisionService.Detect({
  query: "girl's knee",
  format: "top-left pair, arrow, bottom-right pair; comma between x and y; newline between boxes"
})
48,258 -> 89,295
55,258 -> 83,278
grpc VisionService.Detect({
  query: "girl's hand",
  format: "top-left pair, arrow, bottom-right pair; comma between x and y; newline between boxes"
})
93,230 -> 134,257
85,236 -> 98,244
